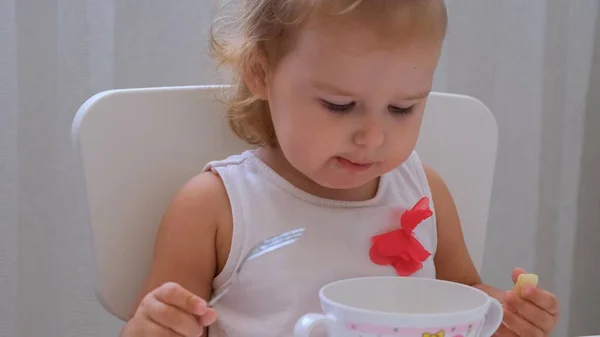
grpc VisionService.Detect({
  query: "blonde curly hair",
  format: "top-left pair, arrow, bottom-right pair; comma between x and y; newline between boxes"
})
210,0 -> 447,147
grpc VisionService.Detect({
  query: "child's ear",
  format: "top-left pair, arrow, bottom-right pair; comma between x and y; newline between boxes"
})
242,51 -> 270,101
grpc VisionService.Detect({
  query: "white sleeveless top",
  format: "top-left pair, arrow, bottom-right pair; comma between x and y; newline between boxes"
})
203,150 -> 437,337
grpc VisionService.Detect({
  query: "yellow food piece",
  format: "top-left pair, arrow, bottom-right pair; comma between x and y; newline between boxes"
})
514,273 -> 539,296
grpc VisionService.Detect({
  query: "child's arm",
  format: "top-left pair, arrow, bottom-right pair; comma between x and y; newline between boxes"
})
425,165 -> 558,336
424,165 -> 482,288
120,172 -> 231,336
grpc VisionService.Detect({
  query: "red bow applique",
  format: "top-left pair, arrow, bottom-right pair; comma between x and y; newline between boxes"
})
369,197 -> 433,276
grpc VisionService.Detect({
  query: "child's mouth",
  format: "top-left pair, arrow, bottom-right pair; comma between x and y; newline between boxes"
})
335,157 -> 374,172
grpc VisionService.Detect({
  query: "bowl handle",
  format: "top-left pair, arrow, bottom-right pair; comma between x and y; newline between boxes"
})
294,313 -> 338,337
479,297 -> 504,337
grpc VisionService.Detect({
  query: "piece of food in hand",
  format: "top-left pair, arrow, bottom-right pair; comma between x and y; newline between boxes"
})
514,273 -> 539,296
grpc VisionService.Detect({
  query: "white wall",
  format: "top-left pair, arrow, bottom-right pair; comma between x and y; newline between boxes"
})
0,0 -> 19,336
569,15 -> 600,335
0,1 -> 598,336
436,2 -> 599,335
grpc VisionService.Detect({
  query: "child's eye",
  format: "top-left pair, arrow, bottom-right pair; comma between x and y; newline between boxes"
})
321,100 -> 356,113
388,105 -> 414,116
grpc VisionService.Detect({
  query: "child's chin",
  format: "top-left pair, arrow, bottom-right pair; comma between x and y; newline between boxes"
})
316,176 -> 376,191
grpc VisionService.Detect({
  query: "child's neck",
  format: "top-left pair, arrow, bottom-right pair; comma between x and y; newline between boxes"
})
255,147 -> 380,202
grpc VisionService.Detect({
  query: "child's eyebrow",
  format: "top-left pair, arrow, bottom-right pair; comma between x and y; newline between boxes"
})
401,90 -> 431,101
310,80 -> 430,101
310,80 -> 356,97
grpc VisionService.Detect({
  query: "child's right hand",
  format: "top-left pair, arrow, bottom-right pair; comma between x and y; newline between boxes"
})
122,282 -> 218,337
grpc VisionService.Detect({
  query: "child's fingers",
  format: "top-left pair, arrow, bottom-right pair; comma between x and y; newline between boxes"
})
505,291 -> 554,333
511,267 -> 526,284
143,298 -> 203,337
492,323 -> 519,337
502,308 -> 544,337
520,286 -> 559,316
131,316 -> 183,337
154,282 -> 209,317
198,308 -> 218,326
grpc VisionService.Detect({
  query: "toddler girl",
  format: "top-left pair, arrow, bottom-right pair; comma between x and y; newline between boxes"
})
120,1 -> 558,336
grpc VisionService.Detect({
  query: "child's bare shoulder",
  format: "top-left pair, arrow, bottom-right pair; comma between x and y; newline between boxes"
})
423,164 -> 445,191
162,172 -> 231,232
165,171 -> 232,225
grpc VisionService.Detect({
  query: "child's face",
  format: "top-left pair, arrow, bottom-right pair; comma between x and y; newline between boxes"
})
263,19 -> 443,190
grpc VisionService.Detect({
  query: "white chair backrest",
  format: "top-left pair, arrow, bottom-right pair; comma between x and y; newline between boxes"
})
72,85 -> 497,321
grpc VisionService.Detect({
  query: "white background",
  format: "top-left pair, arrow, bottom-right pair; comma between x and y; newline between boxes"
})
1,1 -> 599,336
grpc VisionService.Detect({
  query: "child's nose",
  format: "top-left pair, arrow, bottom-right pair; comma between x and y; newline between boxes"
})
353,114 -> 385,149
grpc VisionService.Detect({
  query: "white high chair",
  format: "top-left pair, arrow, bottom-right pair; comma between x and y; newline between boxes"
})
71,85 -> 498,321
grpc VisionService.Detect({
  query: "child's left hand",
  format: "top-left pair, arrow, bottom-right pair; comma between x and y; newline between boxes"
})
494,268 -> 559,336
